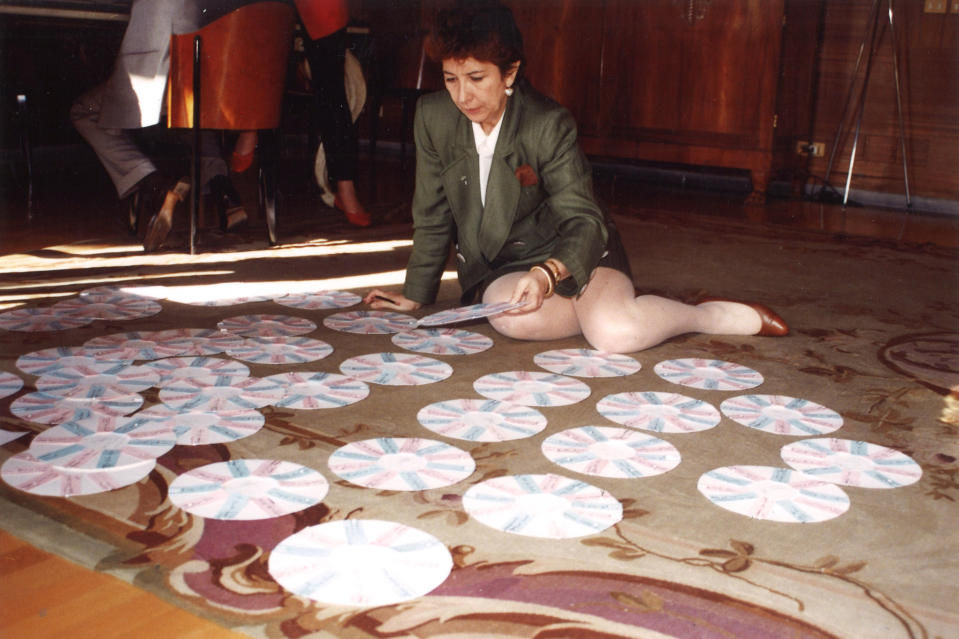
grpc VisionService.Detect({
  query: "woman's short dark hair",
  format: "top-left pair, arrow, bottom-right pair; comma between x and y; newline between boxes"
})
426,2 -> 525,76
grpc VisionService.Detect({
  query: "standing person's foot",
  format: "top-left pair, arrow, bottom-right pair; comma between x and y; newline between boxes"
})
143,178 -> 190,252
333,195 -> 372,227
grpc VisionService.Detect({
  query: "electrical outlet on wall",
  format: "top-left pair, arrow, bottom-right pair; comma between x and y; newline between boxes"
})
924,0 -> 947,13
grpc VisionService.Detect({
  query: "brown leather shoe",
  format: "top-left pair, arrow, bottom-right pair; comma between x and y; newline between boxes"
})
697,297 -> 789,337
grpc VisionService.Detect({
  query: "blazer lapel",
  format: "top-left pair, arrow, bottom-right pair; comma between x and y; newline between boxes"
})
478,95 -> 521,261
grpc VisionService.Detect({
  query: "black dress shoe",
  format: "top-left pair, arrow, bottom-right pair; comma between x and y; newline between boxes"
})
697,297 -> 789,337
208,174 -> 248,232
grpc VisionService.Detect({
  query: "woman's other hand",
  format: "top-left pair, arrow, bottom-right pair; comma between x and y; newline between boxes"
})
364,290 -> 422,311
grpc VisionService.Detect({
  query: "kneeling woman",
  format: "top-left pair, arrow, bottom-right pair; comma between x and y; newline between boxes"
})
365,3 -> 787,354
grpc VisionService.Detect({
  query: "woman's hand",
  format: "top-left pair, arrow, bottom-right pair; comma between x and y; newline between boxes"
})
364,289 -> 422,312
509,269 -> 551,313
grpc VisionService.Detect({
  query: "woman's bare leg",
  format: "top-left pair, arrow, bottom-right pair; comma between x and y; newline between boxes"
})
485,268 -> 764,353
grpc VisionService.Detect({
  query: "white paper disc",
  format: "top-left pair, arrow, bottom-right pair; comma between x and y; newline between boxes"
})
596,391 -> 721,433
780,438 -> 922,489
30,414 -> 177,471
52,295 -> 162,321
145,356 -> 250,386
541,426 -> 681,478
268,519 -> 452,606
462,473 -> 623,538
35,362 -> 159,397
226,335 -> 334,365
148,328 -> 245,356
16,346 -> 133,376
720,395 -> 843,436
416,301 -> 524,327
328,437 -> 475,490
263,372 -> 370,410
473,371 -> 591,407
654,358 -> 764,391
416,398 -> 547,442
697,465 -> 850,523
0,308 -> 91,332
339,353 -> 453,386
216,314 -> 317,338
323,310 -> 418,335
10,391 -> 143,425
83,331 -> 194,361
169,459 -> 328,520
159,375 -> 286,411
534,348 -> 641,378
273,290 -> 362,310
134,405 -> 265,446
0,371 -> 24,399
392,328 -> 494,356
1,452 -> 154,497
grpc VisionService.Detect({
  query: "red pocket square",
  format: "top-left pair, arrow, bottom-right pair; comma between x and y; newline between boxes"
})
515,164 -> 538,187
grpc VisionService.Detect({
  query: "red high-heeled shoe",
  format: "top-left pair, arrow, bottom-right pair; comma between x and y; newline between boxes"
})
697,297 -> 789,336
333,195 -> 372,227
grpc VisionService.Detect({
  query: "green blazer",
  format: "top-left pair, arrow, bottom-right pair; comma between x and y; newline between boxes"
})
402,81 -> 610,305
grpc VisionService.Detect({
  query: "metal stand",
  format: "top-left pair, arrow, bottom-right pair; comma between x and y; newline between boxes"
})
190,35 -> 202,255
823,0 -> 911,210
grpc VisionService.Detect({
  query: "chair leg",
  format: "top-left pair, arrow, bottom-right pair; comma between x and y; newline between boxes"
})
258,129 -> 279,246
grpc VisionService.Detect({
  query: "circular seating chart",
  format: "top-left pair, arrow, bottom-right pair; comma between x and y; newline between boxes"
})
534,348 -> 641,378
52,295 -> 162,321
35,362 -> 159,397
0,371 -> 23,399
268,519 -> 452,606
148,328 -> 245,357
328,437 -> 475,490
83,331 -> 194,361
16,346 -> 132,376
216,314 -> 317,338
1,452 -> 154,497
473,371 -> 591,407
263,372 -> 370,410
134,405 -> 265,446
416,301 -> 524,327
323,310 -> 418,335
226,335 -> 334,365
146,356 -> 250,386
273,290 -> 362,310
654,358 -> 764,391
392,328 -> 493,356
416,398 -> 548,442
339,353 -> 453,386
30,415 -> 176,471
720,395 -> 843,436
159,375 -> 286,411
596,391 -> 721,433
697,465 -> 850,523
462,473 -> 623,538
0,308 -> 91,332
780,438 -> 922,489
541,426 -> 681,479
10,391 -> 143,425
168,459 -> 329,520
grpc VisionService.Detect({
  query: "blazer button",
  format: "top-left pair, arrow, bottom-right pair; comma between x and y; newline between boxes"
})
510,240 -> 526,247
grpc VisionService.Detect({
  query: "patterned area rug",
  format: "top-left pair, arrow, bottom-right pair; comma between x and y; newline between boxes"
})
1,212 -> 957,639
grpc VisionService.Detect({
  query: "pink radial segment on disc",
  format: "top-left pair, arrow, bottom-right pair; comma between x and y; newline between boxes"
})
340,353 -> 452,385
654,358 -> 763,391
216,314 -> 316,337
30,413 -> 176,471
0,371 -> 24,399
52,295 -> 161,321
392,328 -> 493,356
697,465 -> 850,523
720,395 -> 843,436
168,459 -> 329,520
146,356 -> 250,385
541,426 -> 681,478
149,328 -> 245,356
0,308 -> 91,332
226,335 -> 333,365
534,348 -> 641,378
323,310 -> 418,334
1,452 -> 154,497
473,371 -> 590,407
35,362 -> 159,397
16,346 -> 132,376
273,290 -> 362,310
263,372 -> 370,409
134,405 -> 265,445
462,473 -> 623,538
10,391 -> 143,425
780,438 -> 922,489
417,398 -> 547,442
596,391 -> 721,433
328,437 -> 475,490
159,375 -> 286,411
83,331 -> 194,361
268,519 -> 452,606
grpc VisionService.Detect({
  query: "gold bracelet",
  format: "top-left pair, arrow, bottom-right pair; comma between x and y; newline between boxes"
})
530,264 -> 555,298
543,258 -> 562,282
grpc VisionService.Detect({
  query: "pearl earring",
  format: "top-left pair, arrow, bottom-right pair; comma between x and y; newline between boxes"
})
505,87 -> 514,97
